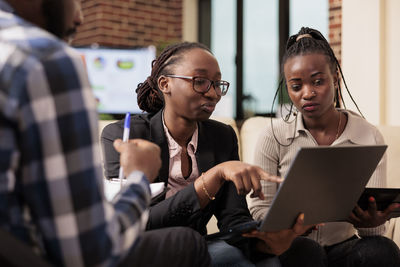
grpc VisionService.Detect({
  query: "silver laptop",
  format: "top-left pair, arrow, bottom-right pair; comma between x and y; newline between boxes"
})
259,145 -> 387,232
206,145 -> 387,240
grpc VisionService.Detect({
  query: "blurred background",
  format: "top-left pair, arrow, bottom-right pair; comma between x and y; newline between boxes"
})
72,0 -> 400,126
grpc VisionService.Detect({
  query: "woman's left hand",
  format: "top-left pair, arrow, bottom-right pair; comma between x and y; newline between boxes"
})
348,196 -> 399,228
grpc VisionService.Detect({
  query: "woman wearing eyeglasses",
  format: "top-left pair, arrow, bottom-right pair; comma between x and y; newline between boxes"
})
101,42 -> 327,266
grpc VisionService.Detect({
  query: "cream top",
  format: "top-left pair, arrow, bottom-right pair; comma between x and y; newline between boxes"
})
247,109 -> 387,246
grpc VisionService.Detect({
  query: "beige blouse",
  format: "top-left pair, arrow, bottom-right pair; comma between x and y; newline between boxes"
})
247,109 -> 387,246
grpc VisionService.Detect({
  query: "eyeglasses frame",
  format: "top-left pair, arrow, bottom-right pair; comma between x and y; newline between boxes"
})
164,74 -> 230,96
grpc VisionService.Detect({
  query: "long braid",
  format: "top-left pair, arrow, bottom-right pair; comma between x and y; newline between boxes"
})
136,42 -> 211,113
334,57 -> 364,117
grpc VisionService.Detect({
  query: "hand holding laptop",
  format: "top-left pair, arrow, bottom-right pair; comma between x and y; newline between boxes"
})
242,213 -> 316,256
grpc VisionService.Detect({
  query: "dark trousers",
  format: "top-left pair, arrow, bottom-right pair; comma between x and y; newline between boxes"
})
207,236 -> 326,266
279,236 -> 328,267
326,235 -> 400,267
279,235 -> 400,267
119,226 -> 211,267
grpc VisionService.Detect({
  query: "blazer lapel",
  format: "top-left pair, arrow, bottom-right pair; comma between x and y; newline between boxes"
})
196,121 -> 215,173
149,110 -> 170,185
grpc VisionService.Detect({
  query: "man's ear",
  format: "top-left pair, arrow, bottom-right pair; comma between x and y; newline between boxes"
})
158,76 -> 171,94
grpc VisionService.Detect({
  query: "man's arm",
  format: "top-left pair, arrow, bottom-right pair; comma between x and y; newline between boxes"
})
17,46 -> 152,266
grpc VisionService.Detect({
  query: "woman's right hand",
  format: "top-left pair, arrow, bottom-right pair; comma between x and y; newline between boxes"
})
215,161 -> 282,199
194,161 -> 282,208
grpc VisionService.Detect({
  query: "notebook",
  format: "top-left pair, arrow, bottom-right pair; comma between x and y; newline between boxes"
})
104,179 -> 167,201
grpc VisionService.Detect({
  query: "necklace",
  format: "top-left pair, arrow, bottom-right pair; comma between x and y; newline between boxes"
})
335,111 -> 342,140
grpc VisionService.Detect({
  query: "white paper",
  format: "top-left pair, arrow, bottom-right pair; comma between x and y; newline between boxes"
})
149,182 -> 165,198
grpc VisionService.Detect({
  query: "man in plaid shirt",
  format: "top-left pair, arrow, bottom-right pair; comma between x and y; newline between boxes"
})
0,0 -> 210,266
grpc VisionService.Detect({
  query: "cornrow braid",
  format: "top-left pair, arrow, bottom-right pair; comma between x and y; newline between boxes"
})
136,42 -> 211,113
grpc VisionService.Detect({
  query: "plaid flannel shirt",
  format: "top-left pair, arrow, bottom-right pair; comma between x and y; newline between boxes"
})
0,2 -> 151,266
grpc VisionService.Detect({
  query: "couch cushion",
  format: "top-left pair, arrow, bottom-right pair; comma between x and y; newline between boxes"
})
240,116 -> 271,164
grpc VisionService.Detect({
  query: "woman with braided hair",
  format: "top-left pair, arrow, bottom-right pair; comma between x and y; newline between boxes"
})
247,27 -> 400,266
102,42 -> 327,266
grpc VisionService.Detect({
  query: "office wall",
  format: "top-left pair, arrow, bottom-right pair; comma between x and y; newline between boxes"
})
385,0 -> 400,125
73,0 -> 184,48
183,0 -> 198,42
342,0 -> 381,124
342,0 -> 400,126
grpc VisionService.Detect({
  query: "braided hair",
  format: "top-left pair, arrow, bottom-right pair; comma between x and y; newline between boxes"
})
136,42 -> 211,113
271,27 -> 363,146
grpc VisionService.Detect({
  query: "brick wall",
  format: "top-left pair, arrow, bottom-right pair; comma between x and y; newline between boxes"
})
72,0 -> 183,49
329,0 -> 342,63
73,0 -> 341,59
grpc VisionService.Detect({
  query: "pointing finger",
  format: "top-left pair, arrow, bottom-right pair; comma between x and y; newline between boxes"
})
260,173 -> 283,183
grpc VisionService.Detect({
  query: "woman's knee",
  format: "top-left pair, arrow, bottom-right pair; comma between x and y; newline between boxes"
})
168,227 -> 210,254
149,227 -> 211,266
350,236 -> 400,266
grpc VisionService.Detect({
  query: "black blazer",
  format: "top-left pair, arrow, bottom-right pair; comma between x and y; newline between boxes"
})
101,110 -> 254,235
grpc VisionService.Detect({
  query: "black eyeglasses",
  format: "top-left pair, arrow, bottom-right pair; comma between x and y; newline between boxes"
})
165,74 -> 230,96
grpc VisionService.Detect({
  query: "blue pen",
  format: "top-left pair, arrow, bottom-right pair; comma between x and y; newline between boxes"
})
118,112 -> 131,188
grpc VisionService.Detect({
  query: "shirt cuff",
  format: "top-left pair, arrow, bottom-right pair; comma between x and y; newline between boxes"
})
125,171 -> 151,196
357,222 -> 387,237
126,170 -> 148,184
